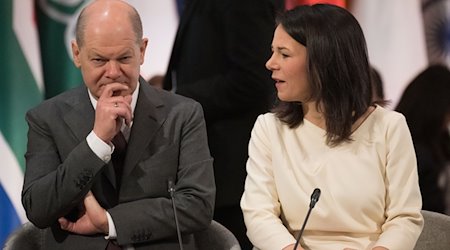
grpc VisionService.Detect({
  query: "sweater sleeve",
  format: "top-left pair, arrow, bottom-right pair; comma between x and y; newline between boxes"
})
375,113 -> 424,250
241,115 -> 297,250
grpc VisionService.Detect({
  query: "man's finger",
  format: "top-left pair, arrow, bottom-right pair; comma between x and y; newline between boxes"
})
84,190 -> 102,211
84,191 -> 99,207
124,95 -> 132,104
58,217 -> 70,230
99,83 -> 129,99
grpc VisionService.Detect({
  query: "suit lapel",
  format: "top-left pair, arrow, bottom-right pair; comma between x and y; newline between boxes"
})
60,82 -> 166,202
62,87 -> 117,192
62,87 -> 95,141
123,79 -> 165,177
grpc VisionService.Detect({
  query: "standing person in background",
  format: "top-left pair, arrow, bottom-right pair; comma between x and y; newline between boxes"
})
241,4 -> 423,250
159,0 -> 283,248
22,0 -> 215,249
396,64 -> 450,215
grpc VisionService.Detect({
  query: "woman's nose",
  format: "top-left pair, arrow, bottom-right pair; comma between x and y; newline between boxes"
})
265,54 -> 277,71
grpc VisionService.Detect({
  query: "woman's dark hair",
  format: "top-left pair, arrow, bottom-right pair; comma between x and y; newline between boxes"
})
395,64 -> 450,163
272,4 -> 373,146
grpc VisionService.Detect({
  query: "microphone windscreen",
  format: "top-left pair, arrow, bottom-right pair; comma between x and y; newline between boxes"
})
310,188 -> 321,208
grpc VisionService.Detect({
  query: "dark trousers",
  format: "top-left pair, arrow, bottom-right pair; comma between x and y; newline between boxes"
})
214,204 -> 253,250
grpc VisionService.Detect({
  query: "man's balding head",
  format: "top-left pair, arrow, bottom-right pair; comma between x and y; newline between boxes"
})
75,0 -> 143,48
70,0 -> 148,99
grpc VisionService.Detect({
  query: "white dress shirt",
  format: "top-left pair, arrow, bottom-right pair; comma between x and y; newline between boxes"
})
85,82 -> 139,249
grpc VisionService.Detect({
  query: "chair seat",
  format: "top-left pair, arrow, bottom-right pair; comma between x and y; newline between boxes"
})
194,220 -> 241,250
4,220 -> 241,250
3,222 -> 43,250
413,210 -> 450,250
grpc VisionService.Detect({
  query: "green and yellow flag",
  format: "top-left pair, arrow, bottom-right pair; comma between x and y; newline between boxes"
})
36,0 -> 85,98
0,0 -> 43,246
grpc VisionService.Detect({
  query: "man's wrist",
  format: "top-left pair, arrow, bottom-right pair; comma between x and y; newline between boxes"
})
104,211 -> 117,239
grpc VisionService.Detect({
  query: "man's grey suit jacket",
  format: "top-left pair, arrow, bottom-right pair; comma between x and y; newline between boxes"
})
22,78 -> 215,249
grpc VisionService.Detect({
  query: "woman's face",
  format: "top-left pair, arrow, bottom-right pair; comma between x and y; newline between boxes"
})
266,25 -> 310,102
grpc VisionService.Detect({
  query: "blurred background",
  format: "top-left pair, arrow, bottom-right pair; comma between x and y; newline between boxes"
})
1,0 -> 449,246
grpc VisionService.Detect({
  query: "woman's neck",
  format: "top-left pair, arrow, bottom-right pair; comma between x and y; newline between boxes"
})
302,102 -> 377,132
303,101 -> 326,129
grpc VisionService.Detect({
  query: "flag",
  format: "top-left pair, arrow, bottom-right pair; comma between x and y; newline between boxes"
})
0,0 -> 43,246
35,0 -> 86,98
349,0 -> 428,107
0,1 -> 178,246
422,0 -> 450,65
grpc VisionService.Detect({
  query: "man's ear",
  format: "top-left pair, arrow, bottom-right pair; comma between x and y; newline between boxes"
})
139,38 -> 148,65
71,40 -> 81,68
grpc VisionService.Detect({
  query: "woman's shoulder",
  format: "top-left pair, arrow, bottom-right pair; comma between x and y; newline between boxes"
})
251,112 -> 284,134
361,105 -> 409,138
255,112 -> 284,128
370,105 -> 406,125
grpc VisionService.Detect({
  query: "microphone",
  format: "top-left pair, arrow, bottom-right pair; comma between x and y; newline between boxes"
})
293,188 -> 321,250
168,179 -> 183,250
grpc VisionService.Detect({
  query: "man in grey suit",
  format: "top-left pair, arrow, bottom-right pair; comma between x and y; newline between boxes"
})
21,1 -> 215,249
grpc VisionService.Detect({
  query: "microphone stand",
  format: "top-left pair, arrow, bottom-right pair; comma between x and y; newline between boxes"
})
168,179 -> 183,250
293,188 -> 321,250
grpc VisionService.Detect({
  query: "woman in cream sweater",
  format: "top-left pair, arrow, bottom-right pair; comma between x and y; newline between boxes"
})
240,4 -> 423,250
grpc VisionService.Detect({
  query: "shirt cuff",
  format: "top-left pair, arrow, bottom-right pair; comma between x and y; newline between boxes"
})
86,131 -> 113,163
104,211 -> 117,239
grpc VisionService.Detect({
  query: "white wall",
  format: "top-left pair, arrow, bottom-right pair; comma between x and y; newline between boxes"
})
129,1 -> 179,81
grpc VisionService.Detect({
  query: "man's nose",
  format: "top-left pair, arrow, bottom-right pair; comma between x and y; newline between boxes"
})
106,61 -> 121,79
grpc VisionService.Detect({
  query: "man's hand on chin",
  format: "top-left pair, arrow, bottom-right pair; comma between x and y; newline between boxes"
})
59,191 -> 109,235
